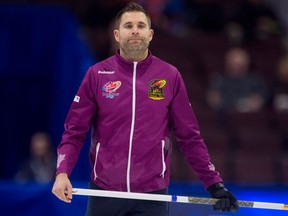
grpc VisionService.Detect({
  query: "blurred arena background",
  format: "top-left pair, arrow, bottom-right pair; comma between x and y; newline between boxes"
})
0,0 -> 287,215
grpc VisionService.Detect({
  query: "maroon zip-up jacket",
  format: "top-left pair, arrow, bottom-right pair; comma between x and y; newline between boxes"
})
56,50 -> 223,193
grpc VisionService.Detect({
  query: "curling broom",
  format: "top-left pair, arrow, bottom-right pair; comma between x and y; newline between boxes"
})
72,188 -> 288,211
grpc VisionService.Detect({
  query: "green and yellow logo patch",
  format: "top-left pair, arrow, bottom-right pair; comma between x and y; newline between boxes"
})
148,79 -> 167,100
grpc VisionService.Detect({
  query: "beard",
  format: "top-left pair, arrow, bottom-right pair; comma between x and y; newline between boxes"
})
121,37 -> 149,54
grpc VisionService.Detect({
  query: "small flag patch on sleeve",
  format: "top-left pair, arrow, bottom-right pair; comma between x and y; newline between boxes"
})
74,95 -> 80,103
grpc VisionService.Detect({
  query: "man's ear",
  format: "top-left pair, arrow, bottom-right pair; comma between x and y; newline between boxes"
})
114,30 -> 120,42
149,29 -> 154,42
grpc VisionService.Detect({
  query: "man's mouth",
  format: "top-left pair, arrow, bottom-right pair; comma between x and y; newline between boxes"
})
129,38 -> 142,43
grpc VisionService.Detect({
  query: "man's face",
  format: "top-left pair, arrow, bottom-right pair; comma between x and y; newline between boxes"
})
114,11 -> 153,55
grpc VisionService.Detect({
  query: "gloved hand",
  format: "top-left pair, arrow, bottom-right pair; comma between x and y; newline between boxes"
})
208,182 -> 239,212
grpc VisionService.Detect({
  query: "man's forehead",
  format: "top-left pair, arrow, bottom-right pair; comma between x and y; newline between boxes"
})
120,12 -> 149,25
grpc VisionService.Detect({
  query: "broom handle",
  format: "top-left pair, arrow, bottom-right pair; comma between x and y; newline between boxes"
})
72,188 -> 288,211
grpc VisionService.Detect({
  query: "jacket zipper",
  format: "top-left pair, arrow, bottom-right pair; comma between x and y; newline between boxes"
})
160,140 -> 166,178
126,62 -> 137,192
93,142 -> 100,180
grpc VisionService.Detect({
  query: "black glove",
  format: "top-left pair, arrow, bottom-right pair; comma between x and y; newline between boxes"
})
208,182 -> 239,212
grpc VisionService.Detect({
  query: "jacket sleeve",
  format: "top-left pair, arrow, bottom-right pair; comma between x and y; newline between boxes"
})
169,72 -> 223,189
56,67 -> 97,177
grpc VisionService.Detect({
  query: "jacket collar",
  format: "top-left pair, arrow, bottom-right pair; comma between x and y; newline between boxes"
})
115,49 -> 153,77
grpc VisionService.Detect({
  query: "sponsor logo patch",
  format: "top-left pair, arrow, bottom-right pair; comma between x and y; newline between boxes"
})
102,81 -> 121,99
148,79 -> 167,100
74,95 -> 80,103
98,70 -> 115,74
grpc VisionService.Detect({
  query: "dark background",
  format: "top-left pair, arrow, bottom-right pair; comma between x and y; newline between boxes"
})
0,0 -> 288,215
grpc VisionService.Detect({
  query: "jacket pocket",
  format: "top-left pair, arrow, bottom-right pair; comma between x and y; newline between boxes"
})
160,140 -> 166,178
93,142 -> 101,180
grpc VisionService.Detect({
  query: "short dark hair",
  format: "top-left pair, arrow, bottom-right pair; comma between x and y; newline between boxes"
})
115,2 -> 151,29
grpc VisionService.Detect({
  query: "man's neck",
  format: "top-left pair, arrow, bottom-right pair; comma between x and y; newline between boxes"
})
120,49 -> 148,62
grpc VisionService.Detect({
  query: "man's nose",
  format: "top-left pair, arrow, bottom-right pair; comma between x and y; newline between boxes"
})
131,25 -> 139,34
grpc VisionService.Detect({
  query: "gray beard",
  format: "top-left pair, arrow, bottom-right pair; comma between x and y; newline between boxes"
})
120,41 -> 149,62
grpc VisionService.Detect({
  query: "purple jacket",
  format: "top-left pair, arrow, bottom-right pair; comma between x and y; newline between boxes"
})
56,50 -> 223,192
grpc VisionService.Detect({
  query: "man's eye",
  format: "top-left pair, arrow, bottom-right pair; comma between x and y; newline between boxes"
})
124,25 -> 133,29
138,24 -> 146,29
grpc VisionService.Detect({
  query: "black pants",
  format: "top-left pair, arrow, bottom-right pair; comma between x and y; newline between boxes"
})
85,182 -> 169,216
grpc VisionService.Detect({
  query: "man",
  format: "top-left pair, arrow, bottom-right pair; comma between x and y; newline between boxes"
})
206,47 -> 267,112
52,2 -> 238,215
